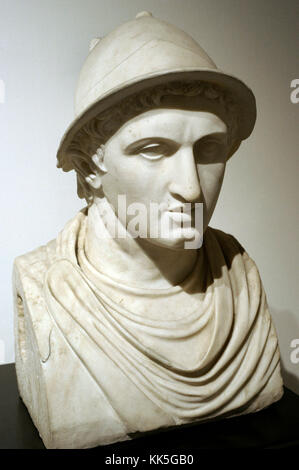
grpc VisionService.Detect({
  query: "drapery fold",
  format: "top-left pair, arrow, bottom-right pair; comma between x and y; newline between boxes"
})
44,209 -> 282,427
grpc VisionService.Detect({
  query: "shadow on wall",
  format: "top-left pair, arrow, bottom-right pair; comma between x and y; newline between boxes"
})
270,307 -> 299,395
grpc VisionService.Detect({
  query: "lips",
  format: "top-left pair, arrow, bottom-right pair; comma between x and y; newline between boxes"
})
167,211 -> 193,223
167,204 -> 190,212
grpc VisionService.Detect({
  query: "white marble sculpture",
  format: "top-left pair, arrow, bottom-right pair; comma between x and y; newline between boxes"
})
13,11 -> 283,449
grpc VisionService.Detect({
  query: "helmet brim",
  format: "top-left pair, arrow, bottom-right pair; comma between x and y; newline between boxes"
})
57,67 -> 256,164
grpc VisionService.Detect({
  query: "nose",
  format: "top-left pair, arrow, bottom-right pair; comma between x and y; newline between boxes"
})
168,146 -> 201,203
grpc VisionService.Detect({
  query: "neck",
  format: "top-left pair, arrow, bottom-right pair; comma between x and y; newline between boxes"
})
84,198 -> 198,289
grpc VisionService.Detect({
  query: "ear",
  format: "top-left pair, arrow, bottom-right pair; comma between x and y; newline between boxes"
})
85,145 -> 107,189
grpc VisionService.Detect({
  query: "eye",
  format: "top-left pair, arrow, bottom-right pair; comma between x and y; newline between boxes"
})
139,143 -> 173,160
124,138 -> 178,160
194,138 -> 227,163
201,141 -> 221,158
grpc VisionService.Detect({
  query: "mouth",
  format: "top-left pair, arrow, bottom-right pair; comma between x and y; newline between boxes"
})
166,199 -> 200,211
167,203 -> 195,216
167,211 -> 193,223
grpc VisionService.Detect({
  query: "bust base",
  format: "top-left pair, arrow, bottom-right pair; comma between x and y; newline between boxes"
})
1,364 -> 298,450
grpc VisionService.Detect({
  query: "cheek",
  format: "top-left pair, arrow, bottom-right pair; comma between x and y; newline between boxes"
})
198,164 -> 225,208
101,154 -> 164,209
101,149 -> 135,194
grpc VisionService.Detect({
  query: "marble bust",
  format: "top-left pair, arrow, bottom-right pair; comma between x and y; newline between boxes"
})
13,11 -> 283,449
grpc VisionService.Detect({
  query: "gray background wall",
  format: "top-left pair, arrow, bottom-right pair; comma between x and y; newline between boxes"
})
1,0 -> 298,393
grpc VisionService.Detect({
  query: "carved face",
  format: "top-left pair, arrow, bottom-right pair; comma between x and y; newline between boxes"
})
100,108 -> 228,250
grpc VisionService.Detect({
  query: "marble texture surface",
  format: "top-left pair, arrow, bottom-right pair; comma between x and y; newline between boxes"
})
13,12 -> 283,449
13,208 -> 283,448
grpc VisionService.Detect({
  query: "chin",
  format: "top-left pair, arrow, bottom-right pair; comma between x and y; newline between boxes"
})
145,230 -> 202,251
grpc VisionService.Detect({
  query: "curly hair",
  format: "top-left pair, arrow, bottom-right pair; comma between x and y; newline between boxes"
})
57,80 -> 239,202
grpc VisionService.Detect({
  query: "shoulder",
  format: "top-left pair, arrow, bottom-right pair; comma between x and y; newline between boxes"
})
13,239 -> 57,288
205,226 -> 245,254
13,208 -> 87,286
204,226 -> 261,280
204,226 -> 247,265
204,226 -> 266,307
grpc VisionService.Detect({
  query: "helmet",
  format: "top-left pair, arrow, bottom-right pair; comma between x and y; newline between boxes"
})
57,11 -> 256,164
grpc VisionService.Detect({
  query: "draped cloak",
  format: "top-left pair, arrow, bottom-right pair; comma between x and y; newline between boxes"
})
13,208 -> 284,448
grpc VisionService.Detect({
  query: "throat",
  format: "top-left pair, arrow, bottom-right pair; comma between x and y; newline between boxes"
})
83,200 -> 198,289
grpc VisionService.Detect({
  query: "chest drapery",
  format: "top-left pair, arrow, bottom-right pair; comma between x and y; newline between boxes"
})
44,209 -> 282,431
